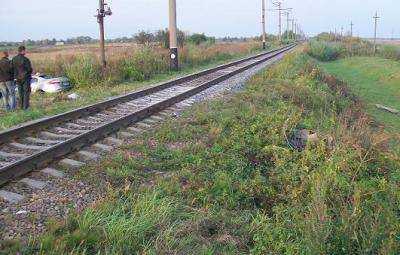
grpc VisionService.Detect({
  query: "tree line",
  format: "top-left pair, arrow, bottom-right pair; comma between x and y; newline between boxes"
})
0,30 -> 216,48
0,29 -> 275,50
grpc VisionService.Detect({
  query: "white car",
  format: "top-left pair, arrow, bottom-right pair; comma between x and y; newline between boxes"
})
30,74 -> 72,94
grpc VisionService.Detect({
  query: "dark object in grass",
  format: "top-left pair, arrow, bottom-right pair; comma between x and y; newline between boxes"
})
288,129 -> 319,151
199,219 -> 220,238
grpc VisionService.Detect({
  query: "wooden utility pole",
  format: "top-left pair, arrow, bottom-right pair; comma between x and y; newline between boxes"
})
373,12 -> 380,55
169,0 -> 179,71
96,0 -> 112,69
262,0 -> 267,49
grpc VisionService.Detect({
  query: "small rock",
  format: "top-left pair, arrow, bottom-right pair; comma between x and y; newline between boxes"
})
16,210 -> 28,215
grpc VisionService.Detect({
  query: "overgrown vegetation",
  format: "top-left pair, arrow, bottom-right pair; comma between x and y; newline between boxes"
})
5,50 -> 399,254
321,56 -> 400,133
305,33 -> 400,62
305,33 -> 400,133
31,42 -> 263,89
304,37 -> 374,61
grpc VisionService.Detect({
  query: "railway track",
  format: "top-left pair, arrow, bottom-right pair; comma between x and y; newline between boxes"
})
0,44 -> 295,188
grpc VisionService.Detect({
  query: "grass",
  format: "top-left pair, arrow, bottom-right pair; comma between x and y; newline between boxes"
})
3,50 -> 399,254
320,56 -> 400,133
0,42 -> 275,130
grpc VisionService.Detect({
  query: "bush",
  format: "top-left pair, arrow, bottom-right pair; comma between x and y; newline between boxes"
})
187,33 -> 215,46
63,55 -> 102,88
306,41 -> 344,61
380,45 -> 400,61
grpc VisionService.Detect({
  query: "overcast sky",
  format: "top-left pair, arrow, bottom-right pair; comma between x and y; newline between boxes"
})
0,0 -> 398,41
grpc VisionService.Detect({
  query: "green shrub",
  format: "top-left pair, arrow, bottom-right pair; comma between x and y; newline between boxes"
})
306,41 -> 344,61
63,55 -> 102,88
380,45 -> 400,61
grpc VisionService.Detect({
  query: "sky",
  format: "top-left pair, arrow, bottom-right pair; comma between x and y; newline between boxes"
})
0,0 -> 398,42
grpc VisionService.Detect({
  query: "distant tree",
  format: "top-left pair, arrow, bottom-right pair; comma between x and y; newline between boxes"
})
133,31 -> 155,45
187,33 -> 208,45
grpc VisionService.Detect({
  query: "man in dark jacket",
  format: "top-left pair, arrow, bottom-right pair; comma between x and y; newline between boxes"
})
0,51 -> 16,110
12,46 -> 33,110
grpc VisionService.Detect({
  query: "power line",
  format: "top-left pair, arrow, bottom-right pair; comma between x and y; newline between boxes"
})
270,1 -> 292,42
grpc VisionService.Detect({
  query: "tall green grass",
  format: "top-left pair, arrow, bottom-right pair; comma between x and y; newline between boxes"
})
305,40 -> 345,61
306,35 -> 400,62
380,44 -> 400,61
305,39 -> 376,61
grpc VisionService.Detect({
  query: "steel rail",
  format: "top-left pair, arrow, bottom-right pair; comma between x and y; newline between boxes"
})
0,44 -> 295,185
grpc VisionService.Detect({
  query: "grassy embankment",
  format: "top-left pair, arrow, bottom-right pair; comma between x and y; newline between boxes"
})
305,37 -> 400,134
5,50 -> 399,254
0,42 -> 270,130
321,57 -> 400,133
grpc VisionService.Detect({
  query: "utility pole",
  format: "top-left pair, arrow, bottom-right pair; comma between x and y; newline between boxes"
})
284,12 -> 290,41
291,19 -> 295,41
96,0 -> 112,69
270,1 -> 292,43
278,2 -> 282,42
350,21 -> 354,37
294,22 -> 297,41
340,26 -> 344,39
373,11 -> 380,55
262,0 -> 267,49
169,0 -> 178,71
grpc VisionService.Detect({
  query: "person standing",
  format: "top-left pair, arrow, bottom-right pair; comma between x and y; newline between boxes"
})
0,51 -> 16,111
12,46 -> 33,110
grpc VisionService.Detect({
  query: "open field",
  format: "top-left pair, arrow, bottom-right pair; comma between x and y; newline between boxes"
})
367,38 -> 400,45
0,41 -> 273,130
321,56 -> 400,133
3,50 -> 399,254
28,42 -> 263,81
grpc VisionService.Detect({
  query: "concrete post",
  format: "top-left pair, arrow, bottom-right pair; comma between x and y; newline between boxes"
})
169,0 -> 178,70
262,0 -> 266,49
